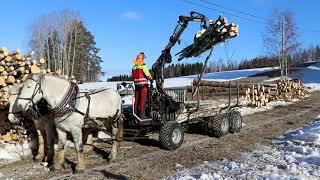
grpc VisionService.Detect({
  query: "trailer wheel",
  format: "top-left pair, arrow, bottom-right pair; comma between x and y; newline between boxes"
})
208,113 -> 229,138
229,110 -> 242,133
159,121 -> 184,151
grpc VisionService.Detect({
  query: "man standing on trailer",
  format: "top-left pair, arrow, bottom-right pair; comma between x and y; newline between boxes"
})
132,52 -> 152,119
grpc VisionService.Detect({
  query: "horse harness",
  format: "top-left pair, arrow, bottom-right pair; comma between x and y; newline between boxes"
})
16,75 -> 121,133
47,83 -> 112,125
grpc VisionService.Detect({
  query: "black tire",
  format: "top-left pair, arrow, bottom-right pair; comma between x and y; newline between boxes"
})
159,121 -> 184,151
229,110 -> 242,133
208,113 -> 229,138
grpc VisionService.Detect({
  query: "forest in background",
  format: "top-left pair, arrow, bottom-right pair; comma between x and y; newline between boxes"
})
29,10 -> 103,82
107,44 -> 320,82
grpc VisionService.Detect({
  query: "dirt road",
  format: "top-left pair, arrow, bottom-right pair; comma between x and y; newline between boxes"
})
1,92 -> 320,180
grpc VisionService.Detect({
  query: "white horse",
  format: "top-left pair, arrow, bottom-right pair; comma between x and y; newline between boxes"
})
8,84 -> 56,167
16,74 -> 122,172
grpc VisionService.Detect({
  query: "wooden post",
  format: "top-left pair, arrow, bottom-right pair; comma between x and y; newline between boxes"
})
228,81 -> 231,107
191,82 -> 193,101
202,82 -> 204,101
237,81 -> 239,105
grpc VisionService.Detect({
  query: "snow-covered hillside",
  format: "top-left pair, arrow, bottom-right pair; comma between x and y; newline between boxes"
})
79,67 -> 274,90
292,61 -> 320,91
171,117 -> 320,179
163,67 -> 273,88
80,62 -> 320,91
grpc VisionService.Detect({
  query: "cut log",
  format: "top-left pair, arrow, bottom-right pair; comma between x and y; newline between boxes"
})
6,76 -> 16,84
30,65 -> 41,73
56,69 -> 62,76
4,56 -> 12,62
0,77 -> 5,86
39,58 -> 45,64
6,76 -> 15,84
193,80 -> 276,88
21,74 -> 29,82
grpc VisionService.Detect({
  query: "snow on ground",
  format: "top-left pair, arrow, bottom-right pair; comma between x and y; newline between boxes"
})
164,67 -> 274,88
0,141 -> 32,164
70,61 -> 320,91
292,61 -> 320,91
237,100 -> 294,117
170,117 -> 320,180
79,67 -> 274,90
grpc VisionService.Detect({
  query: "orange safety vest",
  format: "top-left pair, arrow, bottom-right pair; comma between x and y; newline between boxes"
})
132,64 -> 151,86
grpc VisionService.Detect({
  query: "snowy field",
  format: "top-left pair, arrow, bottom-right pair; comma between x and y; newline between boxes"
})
79,67 -> 274,90
170,117 -> 320,180
79,62 -> 320,91
293,61 -> 320,91
163,67 -> 273,88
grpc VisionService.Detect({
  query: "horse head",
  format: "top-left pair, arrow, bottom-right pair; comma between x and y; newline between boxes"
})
16,74 -> 44,112
17,73 -> 72,113
8,83 -> 24,124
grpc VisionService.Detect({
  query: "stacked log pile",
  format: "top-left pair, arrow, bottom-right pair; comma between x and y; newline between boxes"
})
0,127 -> 28,144
276,79 -> 306,101
0,48 -> 46,108
0,48 -> 80,146
191,79 -> 306,108
245,84 -> 274,108
246,79 -> 306,107
0,48 -> 77,109
0,48 -> 76,145
191,80 -> 276,96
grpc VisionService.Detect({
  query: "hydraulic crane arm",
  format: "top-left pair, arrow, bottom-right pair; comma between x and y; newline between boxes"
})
147,12 -> 239,121
152,11 -> 207,89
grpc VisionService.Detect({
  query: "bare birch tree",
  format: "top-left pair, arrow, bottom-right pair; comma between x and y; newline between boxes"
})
263,10 -> 300,79
28,10 -> 102,82
29,10 -> 80,75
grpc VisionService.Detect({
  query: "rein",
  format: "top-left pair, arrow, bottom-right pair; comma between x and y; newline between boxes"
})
8,93 -> 24,115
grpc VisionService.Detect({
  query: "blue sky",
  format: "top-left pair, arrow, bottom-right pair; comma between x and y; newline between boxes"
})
0,0 -> 319,80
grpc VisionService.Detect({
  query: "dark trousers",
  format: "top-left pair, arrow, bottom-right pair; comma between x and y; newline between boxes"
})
134,86 -> 148,117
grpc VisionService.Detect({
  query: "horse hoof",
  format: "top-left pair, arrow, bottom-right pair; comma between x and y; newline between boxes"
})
74,165 -> 85,174
83,145 -> 94,154
34,154 -> 45,162
48,165 -> 55,172
41,162 -> 55,171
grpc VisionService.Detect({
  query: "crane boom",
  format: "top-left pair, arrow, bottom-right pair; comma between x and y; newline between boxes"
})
152,11 -> 207,89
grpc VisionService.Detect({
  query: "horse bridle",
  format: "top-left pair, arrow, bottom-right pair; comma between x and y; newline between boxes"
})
17,77 -> 44,113
8,92 -> 23,116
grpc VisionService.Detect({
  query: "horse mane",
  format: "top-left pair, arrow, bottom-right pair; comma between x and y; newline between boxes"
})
44,74 -> 72,84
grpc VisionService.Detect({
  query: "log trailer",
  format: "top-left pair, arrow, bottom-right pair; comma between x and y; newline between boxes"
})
118,11 -> 242,150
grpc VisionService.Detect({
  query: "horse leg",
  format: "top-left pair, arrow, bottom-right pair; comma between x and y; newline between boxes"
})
46,125 -> 55,170
109,121 -> 119,161
55,128 -> 67,170
35,129 -> 46,162
71,128 -> 86,173
83,129 -> 94,154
